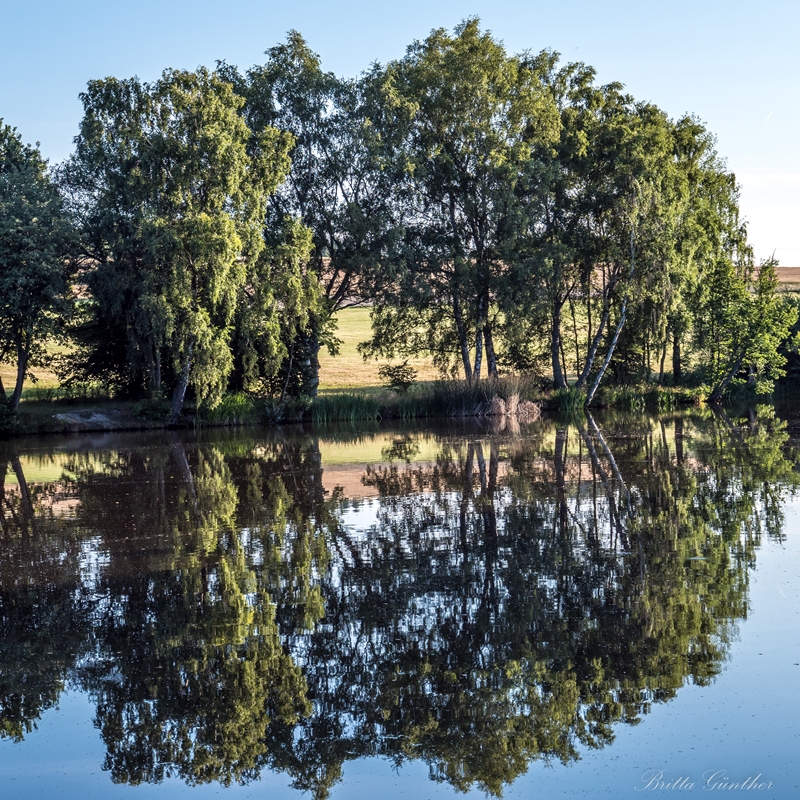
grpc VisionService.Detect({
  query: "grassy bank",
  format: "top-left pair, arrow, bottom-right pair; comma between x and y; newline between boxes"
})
0,378 -> 751,439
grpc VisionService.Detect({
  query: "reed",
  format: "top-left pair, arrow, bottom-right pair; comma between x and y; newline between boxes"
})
311,393 -> 382,423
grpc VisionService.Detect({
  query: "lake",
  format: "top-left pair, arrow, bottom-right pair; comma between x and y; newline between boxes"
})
1,407 -> 799,799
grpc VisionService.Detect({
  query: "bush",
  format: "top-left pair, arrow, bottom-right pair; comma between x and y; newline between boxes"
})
133,398 -> 172,421
199,393 -> 261,425
378,361 -> 417,394
0,399 -> 16,437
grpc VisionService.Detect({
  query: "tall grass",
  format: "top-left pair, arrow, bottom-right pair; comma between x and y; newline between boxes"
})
551,387 -> 586,412
22,382 -> 113,403
196,393 -> 262,426
312,393 -> 381,423
311,376 -> 543,423
594,384 -> 706,410
396,375 -> 543,418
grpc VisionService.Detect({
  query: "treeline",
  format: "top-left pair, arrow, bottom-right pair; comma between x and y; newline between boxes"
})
1,20 -> 796,421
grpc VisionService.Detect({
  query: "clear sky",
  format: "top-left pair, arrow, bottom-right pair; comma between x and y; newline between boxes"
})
2,0 -> 797,263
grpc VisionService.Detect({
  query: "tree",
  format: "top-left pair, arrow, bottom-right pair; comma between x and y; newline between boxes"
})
220,32 -> 397,396
64,68 -> 302,420
0,122 -> 73,410
362,19 -> 560,383
507,62 -> 685,396
696,257 -> 797,403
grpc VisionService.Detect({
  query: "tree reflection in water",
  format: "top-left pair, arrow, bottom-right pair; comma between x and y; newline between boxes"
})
0,408 -> 796,797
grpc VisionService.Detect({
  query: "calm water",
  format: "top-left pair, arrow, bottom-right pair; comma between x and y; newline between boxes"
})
1,409 -> 799,799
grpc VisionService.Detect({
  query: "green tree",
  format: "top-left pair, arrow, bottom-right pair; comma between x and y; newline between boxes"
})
696,257 -> 796,402
362,19 -> 560,382
508,65 -> 684,396
220,32 -> 396,396
0,122 -> 73,410
64,68 -> 300,419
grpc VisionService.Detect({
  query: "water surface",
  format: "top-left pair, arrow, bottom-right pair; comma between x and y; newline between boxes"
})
1,408 -> 798,798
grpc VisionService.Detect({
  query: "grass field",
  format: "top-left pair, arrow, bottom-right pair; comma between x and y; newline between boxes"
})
0,343 -> 69,397
318,307 -> 439,390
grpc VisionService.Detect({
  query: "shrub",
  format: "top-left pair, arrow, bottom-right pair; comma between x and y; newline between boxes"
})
378,361 -> 418,394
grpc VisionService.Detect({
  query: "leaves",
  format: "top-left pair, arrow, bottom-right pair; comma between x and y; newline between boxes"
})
0,122 -> 73,408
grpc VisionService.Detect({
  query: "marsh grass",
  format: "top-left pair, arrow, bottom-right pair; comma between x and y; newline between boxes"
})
312,393 -> 382,423
595,384 -> 706,411
552,387 -> 586,412
313,375 -> 544,422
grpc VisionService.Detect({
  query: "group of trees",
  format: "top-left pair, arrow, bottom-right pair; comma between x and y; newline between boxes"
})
1,20 -> 796,417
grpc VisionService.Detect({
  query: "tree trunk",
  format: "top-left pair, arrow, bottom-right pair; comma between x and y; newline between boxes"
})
280,339 -> 295,403
658,340 -> 667,385
473,323 -> 483,383
484,323 -> 498,379
154,349 -> 162,393
10,334 -> 29,412
551,299 -> 566,389
585,299 -> 628,406
453,294 -> 472,383
672,331 -> 681,385
472,293 -> 488,383
576,302 -> 610,389
305,329 -> 321,397
168,338 -> 194,425
708,349 -> 746,404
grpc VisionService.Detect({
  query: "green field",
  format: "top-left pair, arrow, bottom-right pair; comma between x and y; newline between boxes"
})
0,343 -> 68,396
319,307 -> 438,390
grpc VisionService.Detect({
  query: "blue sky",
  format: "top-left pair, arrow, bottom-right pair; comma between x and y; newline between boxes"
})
2,0 -> 797,262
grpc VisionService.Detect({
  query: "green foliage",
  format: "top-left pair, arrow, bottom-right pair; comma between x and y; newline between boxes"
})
64,67 -> 300,419
552,387 -> 587,412
3,23 -> 794,412
0,399 -> 15,436
377,360 -> 417,394
132,397 -> 172,421
220,31 -> 395,398
196,392 -> 261,425
0,122 -> 74,410
362,19 -> 560,382
695,258 -> 798,403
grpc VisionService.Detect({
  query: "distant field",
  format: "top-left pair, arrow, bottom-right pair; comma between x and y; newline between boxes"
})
0,343 -> 69,396
318,307 -> 439,390
776,267 -> 800,293
22,280 -> 800,397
